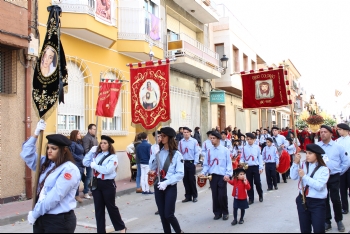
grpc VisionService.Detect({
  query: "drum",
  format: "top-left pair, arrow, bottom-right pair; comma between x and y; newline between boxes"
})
277,150 -> 291,174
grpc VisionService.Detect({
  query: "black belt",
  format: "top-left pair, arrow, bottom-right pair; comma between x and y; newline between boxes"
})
184,160 -> 194,163
96,178 -> 114,181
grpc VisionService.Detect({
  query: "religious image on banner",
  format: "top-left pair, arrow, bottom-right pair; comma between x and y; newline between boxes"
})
95,82 -> 122,118
241,68 -> 288,109
95,0 -> 114,26
150,13 -> 160,41
130,63 -> 170,130
32,5 -> 68,119
139,80 -> 160,110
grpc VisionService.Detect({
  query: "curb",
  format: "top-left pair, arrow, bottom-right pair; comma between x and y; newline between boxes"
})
0,167 -> 203,226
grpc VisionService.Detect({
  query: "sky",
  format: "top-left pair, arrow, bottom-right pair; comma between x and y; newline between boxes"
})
217,0 -> 350,116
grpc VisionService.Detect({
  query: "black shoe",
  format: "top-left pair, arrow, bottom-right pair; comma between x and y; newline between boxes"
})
325,223 -> 332,232
284,180 -> 287,183
342,209 -> 348,214
223,215 -> 229,220
239,219 -> 244,224
193,198 -> 198,203
337,221 -> 345,232
214,214 -> 222,220
267,188 -> 273,191
155,211 -> 159,215
275,187 -> 278,190
182,198 -> 192,203
231,220 -> 238,226
259,197 -> 263,202
249,200 -> 254,205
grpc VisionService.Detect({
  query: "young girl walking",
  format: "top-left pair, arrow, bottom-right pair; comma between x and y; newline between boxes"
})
226,168 -> 251,225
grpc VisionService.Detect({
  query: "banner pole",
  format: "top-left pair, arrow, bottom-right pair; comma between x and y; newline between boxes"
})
95,72 -> 103,139
32,130 -> 44,209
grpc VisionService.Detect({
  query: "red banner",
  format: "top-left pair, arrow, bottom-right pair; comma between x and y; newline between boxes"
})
241,68 -> 288,109
95,82 -> 122,118
130,63 -> 170,130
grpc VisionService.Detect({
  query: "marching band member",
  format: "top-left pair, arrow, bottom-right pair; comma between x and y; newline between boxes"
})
262,137 -> 279,191
271,127 -> 288,184
221,131 -> 233,152
291,144 -> 329,233
226,168 -> 251,226
21,120 -> 81,233
240,133 -> 264,204
256,130 -> 262,146
151,130 -> 162,216
202,131 -> 213,158
179,127 -> 200,203
285,137 -> 297,180
200,131 -> 232,221
252,132 -> 260,146
83,135 -> 126,233
149,127 -> 184,233
317,125 -> 349,232
335,123 -> 350,215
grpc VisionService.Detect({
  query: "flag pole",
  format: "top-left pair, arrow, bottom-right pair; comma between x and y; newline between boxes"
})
32,129 -> 44,208
95,72 -> 103,139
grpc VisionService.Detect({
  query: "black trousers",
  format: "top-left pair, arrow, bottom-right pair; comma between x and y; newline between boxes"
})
209,174 -> 229,216
296,194 -> 326,233
340,168 -> 350,211
246,166 -> 263,201
33,210 -> 76,233
154,184 -> 182,233
326,173 -> 343,223
183,161 -> 198,200
92,179 -> 125,233
265,163 -> 277,189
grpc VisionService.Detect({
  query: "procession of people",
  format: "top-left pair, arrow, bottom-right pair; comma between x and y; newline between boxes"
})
22,119 -> 350,233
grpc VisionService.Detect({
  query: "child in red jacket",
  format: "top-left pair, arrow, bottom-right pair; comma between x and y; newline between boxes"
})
227,168 -> 251,225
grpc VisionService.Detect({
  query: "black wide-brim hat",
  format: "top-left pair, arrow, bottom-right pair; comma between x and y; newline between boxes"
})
306,143 -> 325,155
46,134 -> 72,147
152,130 -> 161,137
320,125 -> 332,133
101,135 -> 114,144
337,123 -> 350,131
183,127 -> 192,132
210,131 -> 222,140
246,133 -> 256,139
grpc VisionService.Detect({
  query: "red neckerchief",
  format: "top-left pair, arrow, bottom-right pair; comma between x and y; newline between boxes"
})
207,149 -> 219,166
179,141 -> 188,154
243,145 -> 255,161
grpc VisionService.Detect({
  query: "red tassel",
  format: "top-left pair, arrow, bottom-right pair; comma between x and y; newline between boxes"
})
241,71 -> 246,75
268,67 -> 273,70
166,59 -> 170,63
279,66 -> 283,69
259,68 -> 264,71
284,70 -> 288,76
287,90 -> 291,95
158,60 -> 162,65
286,81 -> 289,85
138,62 -> 142,67
146,61 -> 154,66
250,70 -> 255,73
129,63 -> 133,68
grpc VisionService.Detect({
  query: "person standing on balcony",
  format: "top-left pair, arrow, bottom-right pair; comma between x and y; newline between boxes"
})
179,127 -> 200,203
82,124 -> 98,199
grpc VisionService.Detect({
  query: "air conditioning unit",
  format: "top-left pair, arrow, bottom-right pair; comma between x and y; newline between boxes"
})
203,0 -> 210,6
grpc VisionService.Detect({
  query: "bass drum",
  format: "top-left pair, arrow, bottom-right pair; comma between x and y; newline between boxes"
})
277,150 -> 291,174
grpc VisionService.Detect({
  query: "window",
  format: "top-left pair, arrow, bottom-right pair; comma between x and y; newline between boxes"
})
101,71 -> 129,136
215,44 -> 224,61
57,61 -> 85,135
233,45 -> 239,72
0,45 -> 17,94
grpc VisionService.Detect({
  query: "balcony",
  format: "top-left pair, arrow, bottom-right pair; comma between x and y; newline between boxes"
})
167,33 -> 222,79
117,7 -> 164,61
52,0 -> 117,48
172,0 -> 220,24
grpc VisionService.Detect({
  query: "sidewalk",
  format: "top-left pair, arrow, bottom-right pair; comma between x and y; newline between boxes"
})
0,165 -> 203,226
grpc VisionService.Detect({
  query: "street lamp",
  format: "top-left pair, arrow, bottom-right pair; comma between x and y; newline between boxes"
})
220,55 -> 229,75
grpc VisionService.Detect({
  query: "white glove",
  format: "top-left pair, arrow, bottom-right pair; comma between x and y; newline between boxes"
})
90,158 -> 97,169
34,119 -> 46,136
153,144 -> 160,155
89,146 -> 98,153
27,211 -> 36,225
157,181 -> 168,191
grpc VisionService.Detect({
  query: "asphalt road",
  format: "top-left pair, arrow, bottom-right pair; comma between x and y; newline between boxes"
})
1,152 -> 350,233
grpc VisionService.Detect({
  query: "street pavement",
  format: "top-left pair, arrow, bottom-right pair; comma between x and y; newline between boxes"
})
1,153 -> 350,233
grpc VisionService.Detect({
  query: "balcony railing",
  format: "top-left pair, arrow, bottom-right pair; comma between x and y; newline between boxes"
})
167,33 -> 222,73
52,0 -> 116,25
118,7 -> 163,49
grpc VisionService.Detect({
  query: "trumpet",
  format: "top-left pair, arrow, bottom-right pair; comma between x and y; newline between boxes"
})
238,162 -> 249,170
197,174 -> 212,187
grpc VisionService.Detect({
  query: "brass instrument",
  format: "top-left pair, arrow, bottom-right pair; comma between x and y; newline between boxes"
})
238,162 -> 249,170
197,174 -> 212,187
